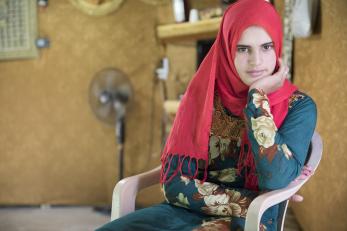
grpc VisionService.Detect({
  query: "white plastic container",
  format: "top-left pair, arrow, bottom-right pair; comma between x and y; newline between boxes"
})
189,9 -> 199,22
172,0 -> 185,23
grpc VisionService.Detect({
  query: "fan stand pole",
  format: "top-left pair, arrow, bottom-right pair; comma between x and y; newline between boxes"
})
116,116 -> 125,181
93,116 -> 126,215
117,144 -> 124,181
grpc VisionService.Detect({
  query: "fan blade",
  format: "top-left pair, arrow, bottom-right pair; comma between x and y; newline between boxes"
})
89,67 -> 133,125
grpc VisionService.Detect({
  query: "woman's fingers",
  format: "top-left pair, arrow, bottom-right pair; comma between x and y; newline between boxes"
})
304,165 -> 313,171
272,58 -> 287,86
291,166 -> 315,200
302,165 -> 314,175
280,64 -> 289,79
290,194 -> 304,202
294,165 -> 314,181
277,58 -> 286,75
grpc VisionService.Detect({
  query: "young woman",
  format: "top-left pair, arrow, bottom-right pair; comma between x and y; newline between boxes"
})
97,0 -> 316,230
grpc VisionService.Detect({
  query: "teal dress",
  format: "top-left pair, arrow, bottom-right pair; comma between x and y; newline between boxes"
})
96,89 -> 317,231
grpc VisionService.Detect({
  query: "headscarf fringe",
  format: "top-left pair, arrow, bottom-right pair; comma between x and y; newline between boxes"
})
237,129 -> 259,191
160,153 -> 208,184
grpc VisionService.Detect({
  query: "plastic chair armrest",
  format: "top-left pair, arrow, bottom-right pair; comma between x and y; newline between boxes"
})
244,176 -> 308,231
111,165 -> 161,221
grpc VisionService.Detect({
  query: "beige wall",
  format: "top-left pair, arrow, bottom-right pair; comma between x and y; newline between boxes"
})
288,1 -> 347,230
0,0 -> 164,205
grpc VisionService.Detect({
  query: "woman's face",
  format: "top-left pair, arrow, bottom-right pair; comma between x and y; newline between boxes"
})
234,26 -> 277,86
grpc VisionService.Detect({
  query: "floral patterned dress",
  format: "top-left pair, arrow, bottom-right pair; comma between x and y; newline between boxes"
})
96,89 -> 317,231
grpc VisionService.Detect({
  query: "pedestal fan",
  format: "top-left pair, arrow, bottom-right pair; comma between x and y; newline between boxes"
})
89,67 -> 133,181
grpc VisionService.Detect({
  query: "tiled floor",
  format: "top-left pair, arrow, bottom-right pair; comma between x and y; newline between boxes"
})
0,206 -> 302,231
0,206 -> 110,231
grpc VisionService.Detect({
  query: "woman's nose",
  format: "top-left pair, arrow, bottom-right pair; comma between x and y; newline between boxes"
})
249,50 -> 262,66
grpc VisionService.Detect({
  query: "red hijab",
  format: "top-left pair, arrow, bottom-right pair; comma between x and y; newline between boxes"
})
160,0 -> 297,190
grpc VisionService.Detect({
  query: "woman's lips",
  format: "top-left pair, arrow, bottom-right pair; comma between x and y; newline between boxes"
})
246,69 -> 265,78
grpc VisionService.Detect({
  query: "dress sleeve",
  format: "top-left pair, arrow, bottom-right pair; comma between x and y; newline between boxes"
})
243,89 -> 317,190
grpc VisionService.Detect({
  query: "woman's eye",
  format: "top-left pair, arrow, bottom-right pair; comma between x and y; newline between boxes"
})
262,44 -> 274,51
237,47 -> 249,53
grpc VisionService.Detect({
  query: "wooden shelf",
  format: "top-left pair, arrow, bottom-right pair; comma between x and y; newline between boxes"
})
157,17 -> 221,41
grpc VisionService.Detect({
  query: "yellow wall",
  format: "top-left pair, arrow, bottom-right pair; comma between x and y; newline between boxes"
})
0,0 -> 164,205
2,1 -> 346,230
289,1 -> 347,230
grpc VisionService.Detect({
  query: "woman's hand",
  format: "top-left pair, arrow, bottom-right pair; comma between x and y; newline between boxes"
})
249,59 -> 289,94
290,165 -> 315,202
294,165 -> 315,182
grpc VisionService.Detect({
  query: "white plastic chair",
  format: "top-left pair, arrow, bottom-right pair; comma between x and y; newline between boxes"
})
110,131 -> 322,231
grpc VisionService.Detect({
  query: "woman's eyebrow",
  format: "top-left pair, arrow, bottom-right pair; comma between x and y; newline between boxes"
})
237,42 -> 274,47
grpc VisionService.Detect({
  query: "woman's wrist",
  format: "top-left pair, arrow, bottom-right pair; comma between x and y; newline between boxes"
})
249,85 -> 266,94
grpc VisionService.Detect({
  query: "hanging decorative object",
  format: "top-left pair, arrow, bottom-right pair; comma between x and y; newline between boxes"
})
140,0 -> 167,5
69,0 -> 124,16
37,0 -> 49,7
